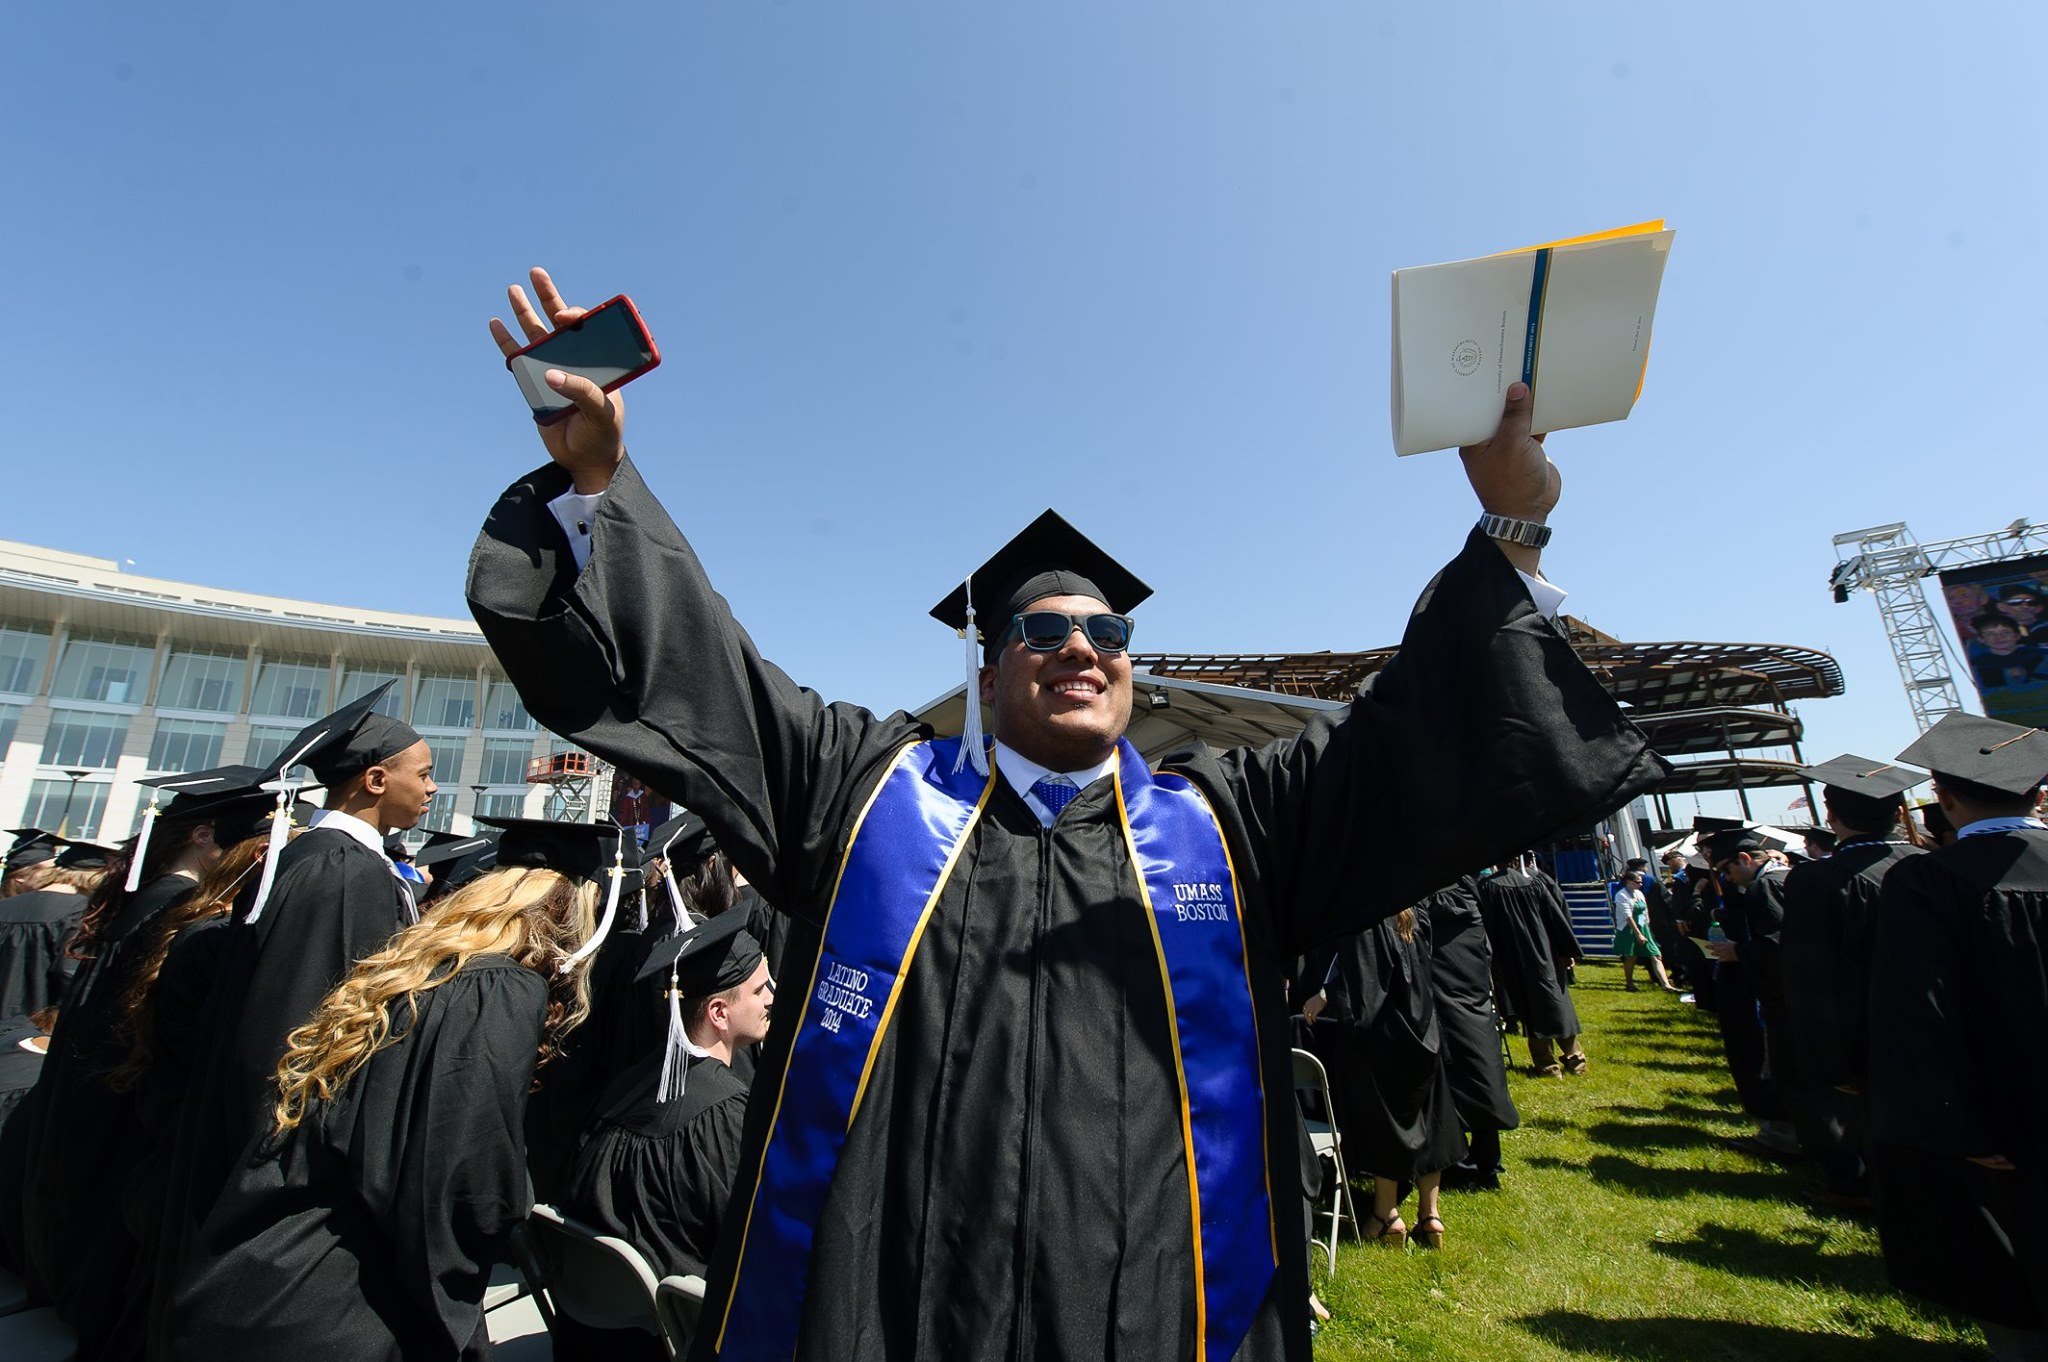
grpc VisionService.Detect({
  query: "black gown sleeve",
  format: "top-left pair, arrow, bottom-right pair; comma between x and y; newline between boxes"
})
1181,529 -> 1666,958
467,457 -> 923,917
1867,857 -> 1997,1159
346,964 -> 547,1350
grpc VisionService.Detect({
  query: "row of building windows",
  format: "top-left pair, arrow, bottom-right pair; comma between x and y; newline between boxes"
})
0,626 -> 536,730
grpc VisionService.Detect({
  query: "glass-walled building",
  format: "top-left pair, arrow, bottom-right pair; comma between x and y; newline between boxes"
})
0,539 -> 565,843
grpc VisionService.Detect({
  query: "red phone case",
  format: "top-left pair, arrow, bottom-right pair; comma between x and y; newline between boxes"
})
504,294 -> 662,424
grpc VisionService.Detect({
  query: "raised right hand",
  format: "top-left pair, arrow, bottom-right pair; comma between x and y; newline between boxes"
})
490,267 -> 627,494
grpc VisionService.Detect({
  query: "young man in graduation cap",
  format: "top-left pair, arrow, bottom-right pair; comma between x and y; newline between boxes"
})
1867,714 -> 2048,1359
469,267 -> 1665,1362
147,680 -> 437,1351
1777,754 -> 1926,1210
3,829 -> 68,897
1700,824 -> 1801,1157
560,909 -> 770,1320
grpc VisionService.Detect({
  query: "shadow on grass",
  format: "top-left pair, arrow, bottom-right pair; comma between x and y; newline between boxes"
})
1516,1311 -> 1978,1361
1526,1153 -> 1790,1201
1585,1119 -> 1722,1152
1598,1100 -> 1745,1125
1647,1221 -> 1853,1286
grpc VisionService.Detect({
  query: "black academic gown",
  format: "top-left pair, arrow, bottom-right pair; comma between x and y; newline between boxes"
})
467,455 -> 1665,1362
0,1016 -> 47,1272
1782,837 -> 1920,1091
1868,825 -> 2048,1328
1302,913 -> 1467,1183
1642,874 -> 1679,961
1665,871 -> 1713,1003
0,889 -> 87,1017
1475,867 -> 1581,1041
149,826 -> 413,1356
1718,866 -> 1790,1122
1417,879 -> 1518,1135
164,957 -> 546,1360
556,1051 -> 750,1358
18,873 -> 198,1356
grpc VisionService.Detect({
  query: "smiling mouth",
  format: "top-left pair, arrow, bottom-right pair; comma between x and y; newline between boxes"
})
1050,678 -> 1104,700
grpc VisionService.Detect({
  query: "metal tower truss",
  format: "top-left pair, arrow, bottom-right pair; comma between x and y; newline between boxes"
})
1829,518 -> 2048,733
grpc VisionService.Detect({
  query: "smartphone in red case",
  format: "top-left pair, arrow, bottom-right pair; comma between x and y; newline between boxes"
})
504,294 -> 661,425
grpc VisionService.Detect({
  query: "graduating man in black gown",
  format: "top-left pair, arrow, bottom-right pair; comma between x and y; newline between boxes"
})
1869,715 -> 2048,1362
1778,754 -> 1924,1208
1419,877 -> 1518,1190
1476,857 -> 1587,1077
1702,826 -> 1801,1158
468,266 -> 1665,1362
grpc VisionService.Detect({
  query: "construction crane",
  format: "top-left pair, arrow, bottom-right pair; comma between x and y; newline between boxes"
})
1830,518 -> 2048,733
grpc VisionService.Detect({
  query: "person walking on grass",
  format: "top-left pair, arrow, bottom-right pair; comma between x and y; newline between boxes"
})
1611,869 -> 1678,993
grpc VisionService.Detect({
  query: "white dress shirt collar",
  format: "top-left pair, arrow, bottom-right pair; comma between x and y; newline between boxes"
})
993,741 -> 1121,827
308,807 -> 393,860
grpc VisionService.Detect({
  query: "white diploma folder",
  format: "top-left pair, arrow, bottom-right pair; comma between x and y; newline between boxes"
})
1391,222 -> 1674,457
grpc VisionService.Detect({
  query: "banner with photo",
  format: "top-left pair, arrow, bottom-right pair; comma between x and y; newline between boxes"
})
1937,554 -> 2048,728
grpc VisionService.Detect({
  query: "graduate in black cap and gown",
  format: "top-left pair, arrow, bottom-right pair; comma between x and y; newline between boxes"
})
1418,877 -> 1518,1190
1700,825 -> 1800,1156
1868,715 -> 2048,1359
147,683 -> 437,1349
2,828 -> 67,898
0,838 -> 104,1016
1476,855 -> 1586,1075
163,817 -> 618,1361
1778,754 -> 1925,1207
11,768 -> 273,1358
467,268 -> 1664,1362
557,909 -> 772,1360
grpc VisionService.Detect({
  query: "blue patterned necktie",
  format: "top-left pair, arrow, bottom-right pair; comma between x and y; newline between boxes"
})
1030,775 -> 1080,816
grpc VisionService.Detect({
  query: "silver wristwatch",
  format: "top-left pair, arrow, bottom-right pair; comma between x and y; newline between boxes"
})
1477,513 -> 1552,549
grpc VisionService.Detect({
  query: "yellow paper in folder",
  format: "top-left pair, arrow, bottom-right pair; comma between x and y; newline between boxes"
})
1391,220 -> 1673,456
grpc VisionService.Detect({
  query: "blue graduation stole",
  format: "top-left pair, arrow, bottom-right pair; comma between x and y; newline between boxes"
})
709,737 -> 1276,1361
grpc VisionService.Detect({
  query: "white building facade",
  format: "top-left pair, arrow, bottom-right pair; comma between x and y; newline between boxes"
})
0,539 -> 568,845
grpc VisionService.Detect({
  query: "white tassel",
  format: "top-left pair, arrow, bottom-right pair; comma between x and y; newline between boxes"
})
656,968 -> 689,1104
244,792 -> 294,925
634,891 -> 648,934
954,574 -> 990,777
125,797 -> 160,894
559,845 -> 625,973
663,860 -> 691,935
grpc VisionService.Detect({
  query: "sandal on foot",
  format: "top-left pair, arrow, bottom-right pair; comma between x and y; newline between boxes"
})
1361,1210 -> 1407,1248
1414,1215 -> 1446,1250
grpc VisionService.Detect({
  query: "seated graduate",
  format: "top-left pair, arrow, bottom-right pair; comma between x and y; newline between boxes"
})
1869,715 -> 2048,1359
564,911 -> 771,1270
0,839 -> 106,1017
163,818 -> 623,1361
13,767 -> 274,1359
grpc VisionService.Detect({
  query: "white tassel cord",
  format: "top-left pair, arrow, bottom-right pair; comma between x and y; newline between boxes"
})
663,859 -> 691,935
124,798 -> 160,894
657,967 -> 689,1104
559,848 -> 625,973
954,573 -> 990,777
244,793 -> 295,925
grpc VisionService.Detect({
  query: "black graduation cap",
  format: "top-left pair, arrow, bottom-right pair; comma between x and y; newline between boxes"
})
1701,827 -> 1767,860
5,829 -> 65,873
1896,713 -> 2048,800
475,817 -> 635,888
1692,814 -> 1745,836
929,509 -> 1153,644
1795,754 -> 1926,800
635,907 -> 765,997
53,841 -> 116,870
128,765 -> 278,890
269,680 -> 424,788
414,831 -> 496,870
646,811 -> 716,867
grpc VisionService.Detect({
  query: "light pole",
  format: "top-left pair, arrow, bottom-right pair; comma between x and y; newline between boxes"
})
469,783 -> 489,833
57,768 -> 92,837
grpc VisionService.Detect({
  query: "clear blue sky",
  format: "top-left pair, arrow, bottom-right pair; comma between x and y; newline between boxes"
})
5,3 -> 2042,821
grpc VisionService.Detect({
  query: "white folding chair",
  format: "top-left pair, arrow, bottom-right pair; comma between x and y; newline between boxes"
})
521,1203 -> 676,1357
482,1258 -> 529,1313
654,1274 -> 707,1353
1292,1046 -> 1358,1273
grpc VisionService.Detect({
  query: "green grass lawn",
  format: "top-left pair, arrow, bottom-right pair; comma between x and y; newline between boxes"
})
1310,961 -> 1986,1360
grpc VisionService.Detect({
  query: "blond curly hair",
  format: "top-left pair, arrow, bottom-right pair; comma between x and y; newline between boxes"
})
270,866 -> 598,1135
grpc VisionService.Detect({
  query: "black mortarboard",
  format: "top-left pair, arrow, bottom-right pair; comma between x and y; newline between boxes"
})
129,765 -> 278,890
5,829 -> 65,873
1702,827 -> 1767,860
1692,814 -> 1745,836
646,811 -> 717,867
383,832 -> 416,862
476,817 -> 635,888
635,907 -> 765,996
1896,714 -> 2048,800
929,509 -> 1153,642
1795,754 -> 1926,801
414,832 -> 497,870
53,841 -> 116,870
270,681 -> 424,788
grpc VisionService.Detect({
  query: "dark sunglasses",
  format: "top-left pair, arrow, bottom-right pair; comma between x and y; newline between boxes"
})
1007,610 -> 1135,654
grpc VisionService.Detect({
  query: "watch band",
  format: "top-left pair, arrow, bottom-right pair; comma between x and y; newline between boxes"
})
1477,513 -> 1553,549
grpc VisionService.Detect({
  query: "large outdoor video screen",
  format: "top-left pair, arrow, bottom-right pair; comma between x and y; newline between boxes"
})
1938,553 -> 2048,728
